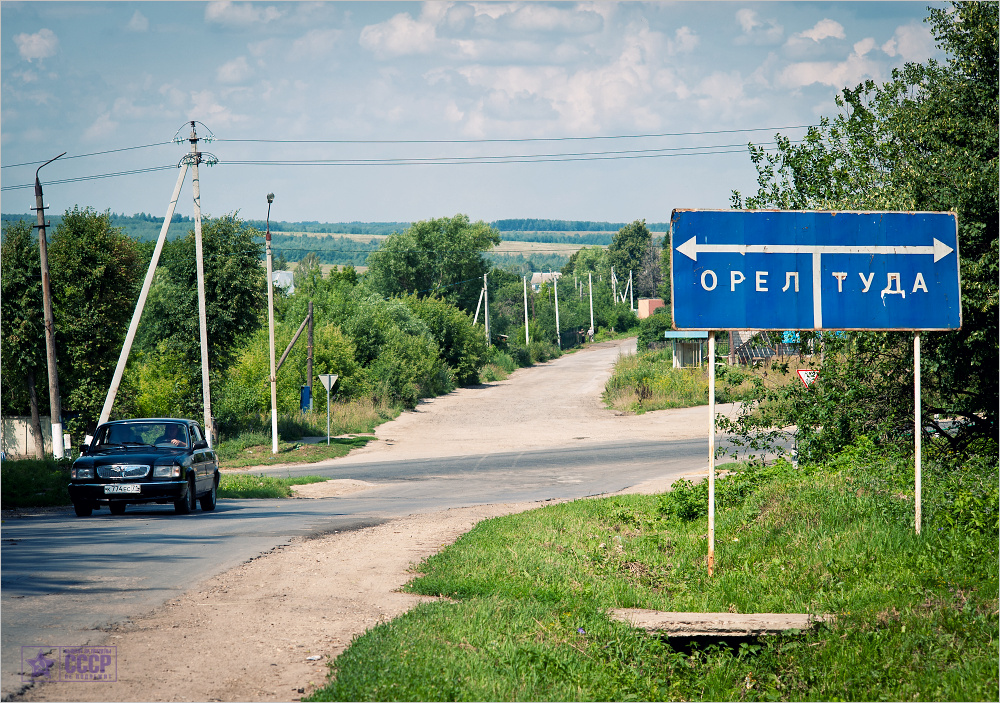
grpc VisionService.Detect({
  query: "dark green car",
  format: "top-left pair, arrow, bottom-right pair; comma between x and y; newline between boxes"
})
69,419 -> 219,517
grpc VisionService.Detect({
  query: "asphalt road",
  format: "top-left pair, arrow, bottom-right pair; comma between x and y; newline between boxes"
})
1,339 -> 737,697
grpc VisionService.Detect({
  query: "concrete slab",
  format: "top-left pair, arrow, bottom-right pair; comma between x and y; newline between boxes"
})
609,608 -> 832,637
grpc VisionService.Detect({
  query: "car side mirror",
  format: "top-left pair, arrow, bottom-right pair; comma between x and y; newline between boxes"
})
193,440 -> 208,450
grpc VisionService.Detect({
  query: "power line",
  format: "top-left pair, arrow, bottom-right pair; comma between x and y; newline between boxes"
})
0,142 -> 174,170
217,124 -> 815,145
1,165 -> 176,192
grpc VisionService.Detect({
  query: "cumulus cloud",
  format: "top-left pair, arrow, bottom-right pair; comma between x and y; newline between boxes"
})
217,56 -> 252,84
290,28 -> 341,60
503,4 -> 603,34
14,28 -> 59,62
205,1 -> 282,27
735,9 -> 783,44
83,112 -> 119,141
667,26 -> 699,55
777,38 -> 882,89
359,12 -> 437,59
189,90 -> 246,127
799,19 -> 846,43
881,22 -> 936,62
126,10 -> 149,32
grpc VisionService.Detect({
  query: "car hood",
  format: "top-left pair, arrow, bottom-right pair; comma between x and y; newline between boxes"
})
74,448 -> 188,468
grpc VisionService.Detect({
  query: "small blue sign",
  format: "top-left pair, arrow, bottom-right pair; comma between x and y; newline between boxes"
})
670,210 -> 961,331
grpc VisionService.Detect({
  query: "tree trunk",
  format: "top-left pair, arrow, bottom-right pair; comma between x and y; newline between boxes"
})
27,368 -> 44,459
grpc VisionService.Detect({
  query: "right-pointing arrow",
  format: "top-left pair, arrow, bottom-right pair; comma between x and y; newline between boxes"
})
674,236 -> 955,263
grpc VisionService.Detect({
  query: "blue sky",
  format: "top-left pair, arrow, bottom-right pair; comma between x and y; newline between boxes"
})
1,1 -> 946,225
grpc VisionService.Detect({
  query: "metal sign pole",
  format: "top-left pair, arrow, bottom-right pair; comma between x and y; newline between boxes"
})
914,332 -> 921,534
708,331 -> 716,576
327,384 -> 331,446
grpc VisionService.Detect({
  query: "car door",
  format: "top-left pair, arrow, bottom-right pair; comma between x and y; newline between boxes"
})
189,424 -> 211,494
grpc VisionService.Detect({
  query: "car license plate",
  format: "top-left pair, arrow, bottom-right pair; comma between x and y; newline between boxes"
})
104,484 -> 140,494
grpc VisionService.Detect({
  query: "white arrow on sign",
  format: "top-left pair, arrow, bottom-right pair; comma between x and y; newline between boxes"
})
675,237 -> 954,263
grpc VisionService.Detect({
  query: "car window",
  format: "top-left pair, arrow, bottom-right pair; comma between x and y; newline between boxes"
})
190,425 -> 204,443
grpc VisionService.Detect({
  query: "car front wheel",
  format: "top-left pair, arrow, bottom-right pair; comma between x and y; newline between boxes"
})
200,479 -> 217,511
174,478 -> 196,514
109,502 -> 127,515
73,502 -> 93,517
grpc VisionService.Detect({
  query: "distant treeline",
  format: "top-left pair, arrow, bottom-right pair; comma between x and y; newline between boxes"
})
265,233 -> 379,266
491,218 -> 669,232
244,220 -> 410,236
499,231 -> 613,245
488,252 -> 570,274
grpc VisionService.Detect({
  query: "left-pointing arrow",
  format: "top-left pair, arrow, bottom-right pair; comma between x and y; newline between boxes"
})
674,237 -> 954,263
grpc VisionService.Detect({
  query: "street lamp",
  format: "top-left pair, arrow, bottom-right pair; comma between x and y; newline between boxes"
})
265,193 -> 278,454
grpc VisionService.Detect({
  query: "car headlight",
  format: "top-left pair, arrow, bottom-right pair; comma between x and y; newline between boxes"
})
71,467 -> 94,480
153,462 -> 181,478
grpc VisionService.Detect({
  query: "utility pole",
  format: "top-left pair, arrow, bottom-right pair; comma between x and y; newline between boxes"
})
629,270 -> 634,311
33,152 -> 66,458
588,272 -> 595,341
523,275 -> 530,346
265,193 -> 278,454
483,273 -> 491,346
553,274 -> 561,349
612,266 -> 616,305
189,121 -> 214,446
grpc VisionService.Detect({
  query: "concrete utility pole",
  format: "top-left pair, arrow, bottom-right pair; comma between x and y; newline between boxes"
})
612,266 -> 617,305
588,272 -> 595,340
483,273 -> 491,346
189,122 -> 214,446
523,276 -> 530,345
629,270 -> 634,311
265,193 -> 278,454
553,273 -> 561,349
33,152 -> 66,458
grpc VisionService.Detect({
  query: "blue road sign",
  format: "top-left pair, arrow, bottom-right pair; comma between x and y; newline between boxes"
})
670,210 -> 961,331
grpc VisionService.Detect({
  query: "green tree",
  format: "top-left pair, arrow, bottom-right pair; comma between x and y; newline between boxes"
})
365,214 -> 500,312
293,252 -> 323,297
0,220 -> 46,454
48,207 -> 144,434
608,220 -> 654,294
134,213 -> 266,414
729,1 -> 997,455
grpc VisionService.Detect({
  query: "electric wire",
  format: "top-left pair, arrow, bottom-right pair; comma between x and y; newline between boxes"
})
217,124 -> 815,145
0,142 -> 175,169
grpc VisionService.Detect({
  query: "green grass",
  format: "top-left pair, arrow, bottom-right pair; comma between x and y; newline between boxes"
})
307,439 -> 998,701
0,458 -> 72,508
218,473 -> 330,499
216,435 -> 372,469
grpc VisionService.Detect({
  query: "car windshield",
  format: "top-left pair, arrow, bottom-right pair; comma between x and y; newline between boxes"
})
94,422 -> 188,449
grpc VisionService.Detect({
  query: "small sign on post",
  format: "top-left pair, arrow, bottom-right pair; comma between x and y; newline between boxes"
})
317,374 -> 338,446
797,369 -> 819,387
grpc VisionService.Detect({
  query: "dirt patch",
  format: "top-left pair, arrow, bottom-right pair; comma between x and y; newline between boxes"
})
290,479 -> 377,499
12,501 -> 550,702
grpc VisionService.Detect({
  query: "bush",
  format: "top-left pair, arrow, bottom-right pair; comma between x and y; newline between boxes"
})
636,307 -> 673,351
402,294 -> 488,386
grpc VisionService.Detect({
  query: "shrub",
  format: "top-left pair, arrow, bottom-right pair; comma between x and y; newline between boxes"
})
636,307 -> 673,351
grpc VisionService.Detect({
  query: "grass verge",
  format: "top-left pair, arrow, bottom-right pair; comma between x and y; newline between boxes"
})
604,348 -> 710,413
0,458 -> 72,508
218,473 -> 331,499
216,436 -> 372,469
307,438 -> 998,701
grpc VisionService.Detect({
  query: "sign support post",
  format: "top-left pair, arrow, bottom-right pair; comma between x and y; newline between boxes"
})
914,333 -> 921,534
708,331 -> 716,576
318,374 -> 338,446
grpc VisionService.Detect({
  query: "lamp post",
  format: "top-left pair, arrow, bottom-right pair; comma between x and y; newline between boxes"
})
34,152 -> 66,458
265,193 -> 278,454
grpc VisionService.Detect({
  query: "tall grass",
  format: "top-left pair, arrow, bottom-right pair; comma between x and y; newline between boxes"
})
0,458 -> 72,508
604,349 -> 710,413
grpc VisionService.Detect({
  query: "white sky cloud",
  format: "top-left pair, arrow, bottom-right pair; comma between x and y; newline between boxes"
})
126,10 -> 149,32
217,56 -> 252,84
882,22 -> 937,62
735,8 -> 783,45
205,1 -> 283,27
0,2 -> 950,222
668,26 -> 699,55
799,19 -> 846,43
14,28 -> 59,62
359,12 -> 438,59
